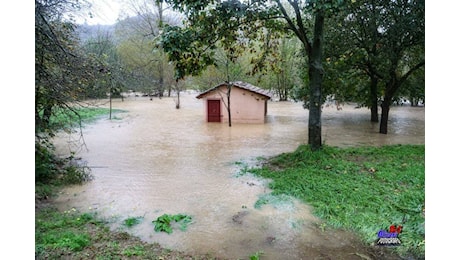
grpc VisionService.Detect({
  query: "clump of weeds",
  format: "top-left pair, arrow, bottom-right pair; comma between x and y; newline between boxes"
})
152,214 -> 193,234
123,216 -> 144,228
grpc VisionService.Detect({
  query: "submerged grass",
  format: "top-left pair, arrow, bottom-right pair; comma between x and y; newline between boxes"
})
254,193 -> 294,210
152,214 -> 193,234
248,144 -> 425,258
122,216 -> 144,228
49,107 -> 126,131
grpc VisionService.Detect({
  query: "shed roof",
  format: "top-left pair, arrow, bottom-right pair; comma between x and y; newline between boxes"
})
196,81 -> 272,99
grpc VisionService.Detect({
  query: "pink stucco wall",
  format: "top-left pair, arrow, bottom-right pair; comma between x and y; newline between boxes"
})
201,86 -> 269,124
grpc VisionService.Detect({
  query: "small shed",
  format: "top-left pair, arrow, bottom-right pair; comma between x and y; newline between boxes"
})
196,81 -> 272,124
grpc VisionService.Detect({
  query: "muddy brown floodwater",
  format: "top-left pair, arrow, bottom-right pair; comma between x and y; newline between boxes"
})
53,92 -> 424,259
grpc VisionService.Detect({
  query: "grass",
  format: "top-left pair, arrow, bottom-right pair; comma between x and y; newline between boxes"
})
247,144 -> 425,259
249,251 -> 263,260
35,208 -> 99,256
47,106 -> 126,131
35,206 -> 219,259
122,216 -> 144,228
35,206 -> 267,259
152,214 -> 193,234
122,245 -> 146,256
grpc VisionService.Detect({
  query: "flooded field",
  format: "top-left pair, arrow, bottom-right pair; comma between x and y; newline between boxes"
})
53,92 -> 424,259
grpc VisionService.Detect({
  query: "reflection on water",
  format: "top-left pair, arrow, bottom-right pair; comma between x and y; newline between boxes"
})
53,93 -> 424,259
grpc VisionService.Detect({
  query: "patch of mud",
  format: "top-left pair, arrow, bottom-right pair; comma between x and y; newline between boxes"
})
232,210 -> 249,225
295,227 -> 404,260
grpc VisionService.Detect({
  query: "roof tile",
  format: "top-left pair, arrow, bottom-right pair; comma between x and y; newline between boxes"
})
196,81 -> 272,99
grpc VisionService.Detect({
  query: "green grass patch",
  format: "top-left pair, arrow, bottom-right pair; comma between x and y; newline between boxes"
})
248,144 -> 425,258
35,206 -> 216,259
122,216 -> 144,228
249,250 -> 264,260
122,245 -> 146,256
35,208 -> 101,254
48,107 -> 126,131
152,214 -> 193,234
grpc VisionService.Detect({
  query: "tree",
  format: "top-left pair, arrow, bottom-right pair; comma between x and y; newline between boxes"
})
36,0 -> 97,134
377,0 -> 424,134
116,24 -> 166,95
80,26 -> 125,101
323,8 -> 382,119
399,65 -> 424,106
116,0 -> 179,98
330,0 -> 424,133
250,31 -> 303,101
126,0 -> 172,97
35,0 -> 99,185
216,46 -> 247,126
270,37 -> 301,101
161,0 -> 346,150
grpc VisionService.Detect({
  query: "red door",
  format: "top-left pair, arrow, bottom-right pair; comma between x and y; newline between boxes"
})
207,100 -> 221,122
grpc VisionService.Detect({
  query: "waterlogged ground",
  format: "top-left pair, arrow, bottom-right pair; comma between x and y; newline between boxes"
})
53,92 -> 424,259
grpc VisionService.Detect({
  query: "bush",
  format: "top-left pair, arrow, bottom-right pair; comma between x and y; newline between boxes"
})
35,140 -> 59,184
35,139 -> 92,199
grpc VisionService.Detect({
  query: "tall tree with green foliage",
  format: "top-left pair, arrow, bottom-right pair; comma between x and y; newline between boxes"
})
35,0 -> 98,188
127,0 -> 176,97
326,0 -> 424,133
250,32 -> 303,101
376,0 -> 424,134
323,9 -> 381,119
191,46 -> 249,91
161,0 -> 346,150
116,0 -> 179,98
399,65 -> 425,106
80,27 -> 125,101
36,0 -> 97,134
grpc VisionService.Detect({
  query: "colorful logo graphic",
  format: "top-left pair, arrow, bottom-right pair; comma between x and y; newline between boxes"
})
376,225 -> 402,246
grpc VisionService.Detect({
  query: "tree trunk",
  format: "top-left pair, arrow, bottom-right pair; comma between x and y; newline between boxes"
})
379,97 -> 391,134
176,90 -> 180,109
158,73 -> 164,98
227,84 -> 232,127
42,103 -> 53,128
175,79 -> 181,109
308,11 -> 325,150
370,75 -> 379,122
109,88 -> 113,120
157,1 -> 166,98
